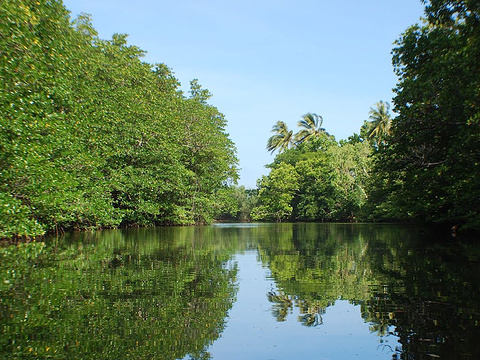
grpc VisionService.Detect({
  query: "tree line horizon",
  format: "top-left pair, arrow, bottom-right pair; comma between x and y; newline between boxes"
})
1,0 -> 479,240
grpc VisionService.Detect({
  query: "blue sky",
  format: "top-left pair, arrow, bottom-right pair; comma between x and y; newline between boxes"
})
64,0 -> 425,188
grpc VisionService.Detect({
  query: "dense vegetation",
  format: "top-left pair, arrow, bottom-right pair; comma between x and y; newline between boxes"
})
1,0 -> 479,239
372,0 -> 480,229
0,0 -> 238,239
253,0 -> 480,231
253,114 -> 373,222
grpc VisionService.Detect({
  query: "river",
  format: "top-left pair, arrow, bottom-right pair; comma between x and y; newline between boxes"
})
1,223 -> 479,359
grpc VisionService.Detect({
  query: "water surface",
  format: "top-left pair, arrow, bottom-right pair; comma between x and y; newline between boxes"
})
1,223 -> 479,359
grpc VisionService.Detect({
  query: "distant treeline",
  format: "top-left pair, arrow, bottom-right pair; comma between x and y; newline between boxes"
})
0,0 -> 238,239
251,0 -> 480,231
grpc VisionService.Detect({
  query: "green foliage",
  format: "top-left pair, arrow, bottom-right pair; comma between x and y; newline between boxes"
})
367,101 -> 392,146
266,121 -> 294,154
214,186 -> 258,222
0,0 -> 238,238
252,163 -> 299,222
267,113 -> 329,154
254,132 -> 372,222
294,113 -> 326,145
255,0 -> 479,230
0,193 -> 45,239
369,0 -> 480,229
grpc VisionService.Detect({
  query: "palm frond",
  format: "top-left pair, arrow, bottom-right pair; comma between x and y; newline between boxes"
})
266,121 -> 294,153
368,101 -> 392,144
295,113 -> 325,144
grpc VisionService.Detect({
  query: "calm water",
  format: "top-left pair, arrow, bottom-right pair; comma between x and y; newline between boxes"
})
1,223 -> 480,359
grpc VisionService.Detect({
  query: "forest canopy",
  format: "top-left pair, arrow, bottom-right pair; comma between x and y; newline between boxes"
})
253,0 -> 480,230
0,0 -> 238,239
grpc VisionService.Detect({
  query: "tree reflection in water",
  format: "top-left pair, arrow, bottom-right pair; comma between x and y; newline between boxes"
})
258,223 -> 480,360
1,224 -> 479,359
266,290 -> 325,326
0,227 -> 240,360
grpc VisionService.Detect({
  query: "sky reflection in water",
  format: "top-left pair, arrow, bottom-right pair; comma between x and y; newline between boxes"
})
209,251 -> 400,360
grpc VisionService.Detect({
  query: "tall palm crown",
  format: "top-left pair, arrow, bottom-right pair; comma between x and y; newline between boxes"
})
267,121 -> 294,153
368,101 -> 392,145
295,113 -> 325,145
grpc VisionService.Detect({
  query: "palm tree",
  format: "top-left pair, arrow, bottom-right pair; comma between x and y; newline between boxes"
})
294,113 -> 325,145
368,101 -> 392,145
266,121 -> 294,153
